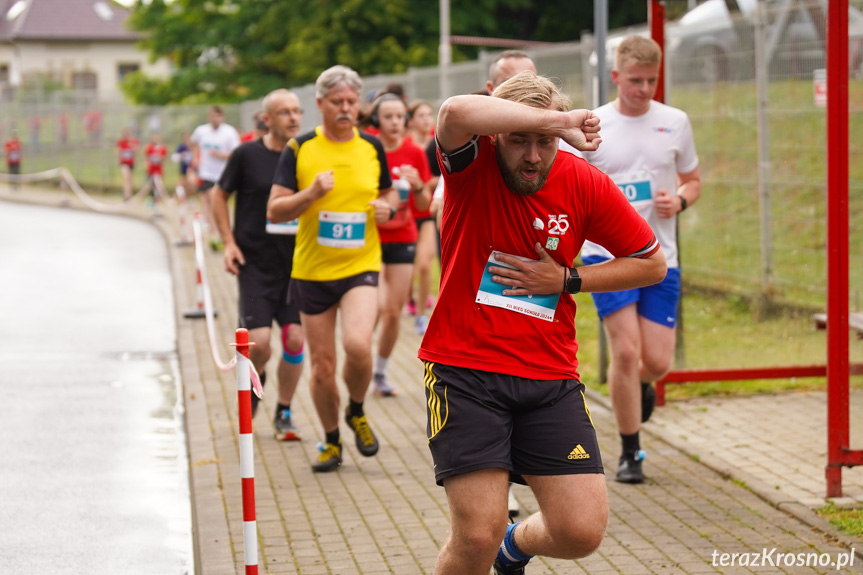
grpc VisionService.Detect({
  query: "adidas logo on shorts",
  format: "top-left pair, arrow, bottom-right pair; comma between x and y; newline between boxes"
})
568,444 -> 590,460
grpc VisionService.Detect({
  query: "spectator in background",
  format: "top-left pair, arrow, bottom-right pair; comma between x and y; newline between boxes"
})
58,113 -> 69,146
241,111 -> 269,143
4,129 -> 22,190
191,105 -> 241,250
117,127 -> 139,200
84,110 -> 102,145
382,82 -> 407,102
563,35 -> 701,485
28,116 -> 41,151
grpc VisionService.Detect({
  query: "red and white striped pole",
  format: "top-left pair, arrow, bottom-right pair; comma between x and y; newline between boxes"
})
183,212 -> 217,319
174,183 -> 194,246
233,328 -> 258,575
183,267 -> 206,319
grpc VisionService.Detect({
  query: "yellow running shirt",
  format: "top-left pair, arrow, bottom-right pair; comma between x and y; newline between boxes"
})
273,127 -> 392,281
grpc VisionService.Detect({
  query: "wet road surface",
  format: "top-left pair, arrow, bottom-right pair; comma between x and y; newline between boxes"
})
0,201 -> 193,574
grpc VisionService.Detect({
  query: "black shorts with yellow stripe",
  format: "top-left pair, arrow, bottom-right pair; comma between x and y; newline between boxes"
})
423,361 -> 604,486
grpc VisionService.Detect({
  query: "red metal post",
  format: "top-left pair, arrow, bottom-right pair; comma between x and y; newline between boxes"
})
825,0 -> 851,498
649,0 -> 666,104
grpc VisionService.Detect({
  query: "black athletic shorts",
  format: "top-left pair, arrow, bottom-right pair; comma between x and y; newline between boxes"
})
381,242 -> 416,265
423,361 -> 604,486
288,271 -> 379,315
237,260 -> 299,329
198,180 -> 216,193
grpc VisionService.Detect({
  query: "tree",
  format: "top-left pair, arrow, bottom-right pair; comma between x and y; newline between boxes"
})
125,0 -> 647,104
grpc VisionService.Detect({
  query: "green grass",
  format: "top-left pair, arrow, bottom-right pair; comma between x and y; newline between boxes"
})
574,286 -> 863,400
672,78 -> 863,309
816,501 -> 863,539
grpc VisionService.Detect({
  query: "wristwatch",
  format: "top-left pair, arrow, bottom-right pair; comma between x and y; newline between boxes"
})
564,267 -> 582,294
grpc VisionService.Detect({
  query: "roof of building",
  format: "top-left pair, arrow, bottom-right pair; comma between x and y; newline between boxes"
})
0,0 -> 139,42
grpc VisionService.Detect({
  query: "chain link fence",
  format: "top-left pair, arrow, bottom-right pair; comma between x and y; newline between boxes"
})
1,0 -> 860,314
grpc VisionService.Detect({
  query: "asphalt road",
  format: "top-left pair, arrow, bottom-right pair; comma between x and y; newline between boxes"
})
0,201 -> 193,574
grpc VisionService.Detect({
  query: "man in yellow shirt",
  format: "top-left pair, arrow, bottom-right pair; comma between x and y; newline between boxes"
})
268,65 -> 398,472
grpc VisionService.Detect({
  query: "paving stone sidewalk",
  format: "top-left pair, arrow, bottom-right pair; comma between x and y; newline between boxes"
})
3,183 -> 861,575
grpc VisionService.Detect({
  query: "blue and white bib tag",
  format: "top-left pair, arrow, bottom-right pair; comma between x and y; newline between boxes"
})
317,210 -> 366,248
266,219 -> 298,235
475,251 -> 559,322
612,170 -> 652,203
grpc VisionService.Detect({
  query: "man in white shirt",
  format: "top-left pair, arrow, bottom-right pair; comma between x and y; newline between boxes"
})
563,35 -> 701,484
191,105 -> 240,248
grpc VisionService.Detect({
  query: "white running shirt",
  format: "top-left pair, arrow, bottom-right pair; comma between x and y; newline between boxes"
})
191,122 -> 241,183
561,101 -> 698,268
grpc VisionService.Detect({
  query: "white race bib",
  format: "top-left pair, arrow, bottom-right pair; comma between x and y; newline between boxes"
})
266,219 -> 298,235
475,251 -> 560,322
317,211 -> 366,248
612,170 -> 652,203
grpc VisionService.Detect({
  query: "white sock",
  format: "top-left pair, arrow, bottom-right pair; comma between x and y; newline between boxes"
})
374,354 -> 389,375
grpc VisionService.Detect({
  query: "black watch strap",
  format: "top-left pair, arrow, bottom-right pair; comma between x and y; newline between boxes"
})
565,267 -> 582,294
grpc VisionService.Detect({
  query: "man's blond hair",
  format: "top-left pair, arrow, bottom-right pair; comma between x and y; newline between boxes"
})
614,35 -> 662,70
491,70 -> 571,112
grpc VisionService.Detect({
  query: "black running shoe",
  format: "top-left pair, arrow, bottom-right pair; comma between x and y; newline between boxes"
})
345,410 -> 379,456
615,450 -> 646,484
493,557 -> 530,574
641,381 -> 656,423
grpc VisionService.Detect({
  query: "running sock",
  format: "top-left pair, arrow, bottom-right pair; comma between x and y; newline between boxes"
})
325,429 -> 340,446
348,399 -> 365,419
621,431 -> 641,458
276,403 -> 291,417
497,522 -> 533,565
373,354 -> 389,376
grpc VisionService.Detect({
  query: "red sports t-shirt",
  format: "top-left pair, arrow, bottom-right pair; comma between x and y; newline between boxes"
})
418,136 -> 659,380
377,139 -> 432,244
5,140 -> 21,165
117,138 -> 138,166
145,143 -> 167,175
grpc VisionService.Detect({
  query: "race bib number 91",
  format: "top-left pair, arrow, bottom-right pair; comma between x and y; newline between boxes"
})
317,210 -> 366,248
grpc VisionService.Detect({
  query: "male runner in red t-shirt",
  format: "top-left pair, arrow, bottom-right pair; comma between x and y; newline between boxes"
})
117,127 -> 138,200
418,71 -> 666,575
144,132 -> 168,206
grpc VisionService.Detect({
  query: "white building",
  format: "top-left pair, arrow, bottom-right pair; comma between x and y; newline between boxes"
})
0,0 -> 169,99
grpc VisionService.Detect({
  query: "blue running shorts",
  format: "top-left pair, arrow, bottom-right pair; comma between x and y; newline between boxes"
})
581,255 -> 681,328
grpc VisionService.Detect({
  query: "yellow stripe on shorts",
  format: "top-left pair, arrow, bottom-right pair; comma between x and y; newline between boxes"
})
424,361 -> 447,439
581,390 -> 595,429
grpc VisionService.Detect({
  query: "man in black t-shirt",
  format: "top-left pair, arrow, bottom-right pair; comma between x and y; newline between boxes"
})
212,89 -> 306,441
